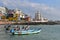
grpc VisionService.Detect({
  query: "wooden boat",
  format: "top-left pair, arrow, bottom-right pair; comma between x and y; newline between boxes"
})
11,28 -> 41,35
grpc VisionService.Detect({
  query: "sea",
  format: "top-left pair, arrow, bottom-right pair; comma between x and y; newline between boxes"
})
0,25 -> 60,40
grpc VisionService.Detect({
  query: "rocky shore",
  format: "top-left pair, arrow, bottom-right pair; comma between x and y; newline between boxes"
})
0,21 -> 58,25
14,21 -> 57,25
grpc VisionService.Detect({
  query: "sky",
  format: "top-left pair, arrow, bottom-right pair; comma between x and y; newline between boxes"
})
0,0 -> 60,20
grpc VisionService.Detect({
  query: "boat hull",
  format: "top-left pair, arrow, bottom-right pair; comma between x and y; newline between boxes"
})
12,29 -> 41,35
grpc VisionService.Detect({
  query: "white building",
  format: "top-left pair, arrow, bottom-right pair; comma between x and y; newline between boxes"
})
14,8 -> 25,20
0,7 -> 6,14
0,13 -> 4,20
33,11 -> 48,22
35,11 -> 41,20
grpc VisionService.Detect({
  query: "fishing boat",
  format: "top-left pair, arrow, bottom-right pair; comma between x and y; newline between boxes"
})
10,28 -> 41,35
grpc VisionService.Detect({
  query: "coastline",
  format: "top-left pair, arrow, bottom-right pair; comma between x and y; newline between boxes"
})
0,21 -> 16,25
0,21 -> 58,25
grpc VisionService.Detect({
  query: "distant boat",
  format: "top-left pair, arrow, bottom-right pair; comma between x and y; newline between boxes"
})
10,28 -> 41,35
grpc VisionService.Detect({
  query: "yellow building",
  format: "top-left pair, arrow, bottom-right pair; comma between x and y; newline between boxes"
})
8,13 -> 18,21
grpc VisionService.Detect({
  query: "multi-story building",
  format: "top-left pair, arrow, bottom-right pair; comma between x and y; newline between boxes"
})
0,13 -> 4,20
14,8 -> 25,20
35,11 -> 41,20
33,11 -> 48,22
0,7 -> 7,14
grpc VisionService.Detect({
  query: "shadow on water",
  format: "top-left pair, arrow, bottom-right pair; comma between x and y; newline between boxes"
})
7,32 -> 41,40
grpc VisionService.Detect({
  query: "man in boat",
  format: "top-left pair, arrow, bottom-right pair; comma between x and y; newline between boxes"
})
22,25 -> 29,30
14,25 -> 20,31
5,25 -> 11,30
10,28 -> 15,35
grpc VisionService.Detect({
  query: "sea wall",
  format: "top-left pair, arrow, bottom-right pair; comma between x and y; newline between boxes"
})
0,21 -> 58,25
14,21 -> 57,25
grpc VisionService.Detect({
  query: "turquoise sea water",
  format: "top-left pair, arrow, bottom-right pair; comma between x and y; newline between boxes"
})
0,25 -> 60,40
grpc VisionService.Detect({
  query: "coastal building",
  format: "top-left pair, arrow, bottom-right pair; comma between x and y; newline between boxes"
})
0,7 -> 7,14
35,11 -> 41,20
14,8 -> 25,20
24,16 -> 31,22
0,7 -> 31,22
8,9 -> 14,14
0,13 -> 4,20
33,11 -> 48,22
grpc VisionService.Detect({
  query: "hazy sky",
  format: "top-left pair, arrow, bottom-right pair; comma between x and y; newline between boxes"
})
0,0 -> 60,20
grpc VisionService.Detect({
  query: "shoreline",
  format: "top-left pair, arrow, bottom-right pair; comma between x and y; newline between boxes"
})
0,21 -> 58,25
